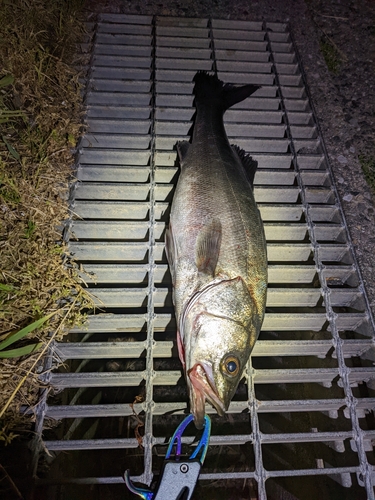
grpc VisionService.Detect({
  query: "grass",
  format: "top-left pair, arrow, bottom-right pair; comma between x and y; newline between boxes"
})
359,155 -> 375,192
319,36 -> 341,74
0,0 -> 93,443
305,1 -> 346,75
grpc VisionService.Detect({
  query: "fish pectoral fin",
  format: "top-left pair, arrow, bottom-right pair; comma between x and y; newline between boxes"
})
232,145 -> 258,188
195,218 -> 222,276
165,226 -> 176,285
177,141 -> 190,164
176,330 -> 185,369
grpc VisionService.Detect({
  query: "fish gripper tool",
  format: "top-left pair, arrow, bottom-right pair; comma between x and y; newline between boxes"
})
124,414 -> 211,499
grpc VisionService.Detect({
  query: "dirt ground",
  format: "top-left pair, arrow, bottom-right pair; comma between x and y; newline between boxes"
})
84,0 -> 375,321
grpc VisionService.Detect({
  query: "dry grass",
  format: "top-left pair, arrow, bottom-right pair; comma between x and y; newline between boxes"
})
0,0 -> 92,442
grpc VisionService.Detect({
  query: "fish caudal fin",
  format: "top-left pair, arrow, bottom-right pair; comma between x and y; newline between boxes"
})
193,71 -> 260,111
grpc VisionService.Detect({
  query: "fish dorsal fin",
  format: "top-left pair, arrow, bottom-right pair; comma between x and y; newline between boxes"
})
177,141 -> 190,165
195,219 -> 222,276
232,145 -> 258,188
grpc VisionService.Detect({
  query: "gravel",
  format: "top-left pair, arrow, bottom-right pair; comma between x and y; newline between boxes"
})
85,0 -> 375,320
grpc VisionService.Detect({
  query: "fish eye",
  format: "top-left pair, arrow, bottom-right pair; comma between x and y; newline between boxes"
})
222,355 -> 240,377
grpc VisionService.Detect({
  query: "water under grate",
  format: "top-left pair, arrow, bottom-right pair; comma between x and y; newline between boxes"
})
33,14 -> 375,500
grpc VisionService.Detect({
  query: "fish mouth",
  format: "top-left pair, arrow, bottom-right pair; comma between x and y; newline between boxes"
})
188,362 -> 226,429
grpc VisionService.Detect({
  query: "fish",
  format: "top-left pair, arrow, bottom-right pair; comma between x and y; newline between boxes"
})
165,71 -> 268,429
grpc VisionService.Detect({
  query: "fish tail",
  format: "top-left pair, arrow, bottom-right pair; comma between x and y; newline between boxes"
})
193,71 -> 260,111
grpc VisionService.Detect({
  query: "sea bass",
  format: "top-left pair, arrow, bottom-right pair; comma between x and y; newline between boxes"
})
165,71 -> 268,429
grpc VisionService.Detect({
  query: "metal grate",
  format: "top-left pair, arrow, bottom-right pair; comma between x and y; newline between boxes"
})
33,14 -> 375,499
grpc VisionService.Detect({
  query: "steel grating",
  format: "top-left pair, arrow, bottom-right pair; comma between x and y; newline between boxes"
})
33,14 -> 375,500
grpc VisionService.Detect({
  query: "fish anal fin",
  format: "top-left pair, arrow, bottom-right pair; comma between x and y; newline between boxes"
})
177,141 -> 190,165
232,145 -> 258,188
165,226 -> 176,285
195,219 -> 222,276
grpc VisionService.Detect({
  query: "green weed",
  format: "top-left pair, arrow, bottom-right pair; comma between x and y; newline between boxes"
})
359,155 -> 375,192
0,74 -> 25,125
0,313 -> 55,359
0,172 -> 20,204
23,220 -> 36,239
319,37 -> 341,74
0,423 -> 18,446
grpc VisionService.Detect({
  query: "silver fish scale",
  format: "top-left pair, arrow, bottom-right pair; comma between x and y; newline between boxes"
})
32,14 -> 375,500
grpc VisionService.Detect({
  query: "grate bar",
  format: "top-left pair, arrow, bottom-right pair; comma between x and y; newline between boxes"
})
69,312 -> 369,333
55,339 -> 372,361
35,465 -> 368,485
82,287 -> 324,308
46,396 -> 375,420
46,397 -> 358,419
51,366 -> 375,388
68,241 -> 324,262
43,429 -> 367,452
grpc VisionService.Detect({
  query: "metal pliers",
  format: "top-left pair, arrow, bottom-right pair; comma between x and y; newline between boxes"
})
125,414 -> 211,500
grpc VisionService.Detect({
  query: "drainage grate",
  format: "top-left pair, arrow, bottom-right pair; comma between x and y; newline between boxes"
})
34,14 -> 375,499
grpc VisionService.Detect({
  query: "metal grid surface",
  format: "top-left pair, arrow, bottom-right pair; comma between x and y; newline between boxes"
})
34,14 -> 375,499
